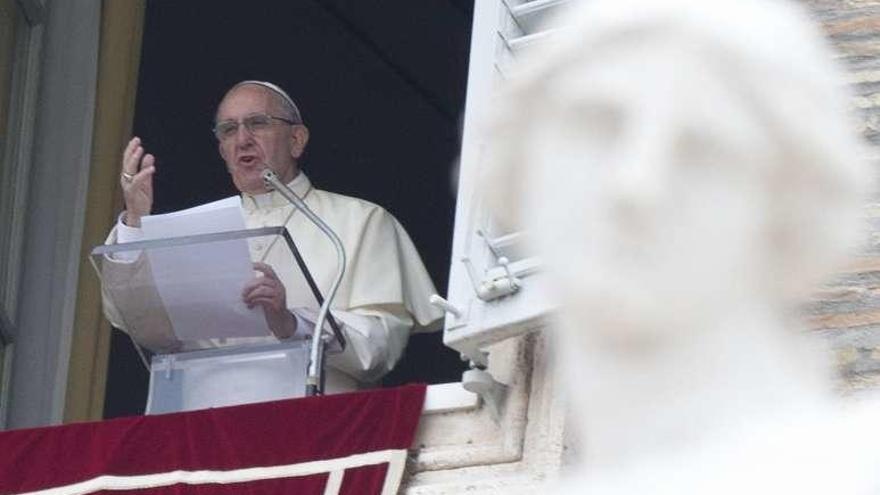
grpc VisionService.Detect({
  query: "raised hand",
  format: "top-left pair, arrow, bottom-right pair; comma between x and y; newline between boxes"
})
120,136 -> 156,227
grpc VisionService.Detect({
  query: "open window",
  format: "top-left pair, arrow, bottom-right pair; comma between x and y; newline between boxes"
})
401,1 -> 573,479
442,0 -> 567,367
103,0 -> 475,417
102,0 -> 572,420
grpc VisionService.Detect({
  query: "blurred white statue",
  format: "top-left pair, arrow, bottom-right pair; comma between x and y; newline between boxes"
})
482,0 -> 878,492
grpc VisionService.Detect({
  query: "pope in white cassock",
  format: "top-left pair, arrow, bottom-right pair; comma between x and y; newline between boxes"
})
102,80 -> 444,395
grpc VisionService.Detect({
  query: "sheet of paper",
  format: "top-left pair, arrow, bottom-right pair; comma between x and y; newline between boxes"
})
141,196 -> 271,341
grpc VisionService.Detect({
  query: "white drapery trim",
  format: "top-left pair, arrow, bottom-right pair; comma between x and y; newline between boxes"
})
19,448 -> 408,495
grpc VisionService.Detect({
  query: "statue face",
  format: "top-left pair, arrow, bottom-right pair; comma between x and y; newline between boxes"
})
484,4 -> 867,350
518,40 -> 778,339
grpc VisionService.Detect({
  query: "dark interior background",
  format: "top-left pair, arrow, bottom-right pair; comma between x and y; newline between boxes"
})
104,0 -> 473,419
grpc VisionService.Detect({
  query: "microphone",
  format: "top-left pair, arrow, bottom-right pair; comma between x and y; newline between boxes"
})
261,167 -> 347,396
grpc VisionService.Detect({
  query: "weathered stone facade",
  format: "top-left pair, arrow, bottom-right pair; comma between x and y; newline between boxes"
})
804,0 -> 880,394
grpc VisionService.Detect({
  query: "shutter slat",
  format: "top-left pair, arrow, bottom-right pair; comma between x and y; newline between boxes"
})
508,0 -> 570,35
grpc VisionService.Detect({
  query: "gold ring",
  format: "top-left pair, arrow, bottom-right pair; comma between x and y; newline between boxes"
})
121,172 -> 135,183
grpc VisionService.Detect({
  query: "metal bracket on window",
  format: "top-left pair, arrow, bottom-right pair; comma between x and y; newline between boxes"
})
462,361 -> 507,421
429,294 -> 463,319
461,230 -> 522,302
463,256 -> 521,301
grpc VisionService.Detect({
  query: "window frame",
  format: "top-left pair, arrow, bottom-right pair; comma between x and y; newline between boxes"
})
0,0 -> 44,429
0,311 -> 12,427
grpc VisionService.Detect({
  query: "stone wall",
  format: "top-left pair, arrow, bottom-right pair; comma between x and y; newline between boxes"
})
804,0 -> 880,393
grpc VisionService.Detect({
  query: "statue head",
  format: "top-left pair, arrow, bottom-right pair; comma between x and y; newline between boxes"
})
483,0 -> 871,345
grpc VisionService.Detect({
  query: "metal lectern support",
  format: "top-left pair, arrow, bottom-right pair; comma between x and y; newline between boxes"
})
262,169 -> 348,397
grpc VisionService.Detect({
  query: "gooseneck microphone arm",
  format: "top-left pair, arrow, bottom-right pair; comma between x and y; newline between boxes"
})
261,167 -> 347,396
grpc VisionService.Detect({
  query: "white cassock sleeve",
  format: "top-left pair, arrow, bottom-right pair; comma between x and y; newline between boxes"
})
100,217 -> 182,353
288,307 -> 412,384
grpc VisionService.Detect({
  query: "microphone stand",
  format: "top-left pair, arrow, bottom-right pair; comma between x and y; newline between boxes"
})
262,168 -> 347,396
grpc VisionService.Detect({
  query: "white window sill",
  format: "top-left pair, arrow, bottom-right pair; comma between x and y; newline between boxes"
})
422,382 -> 479,414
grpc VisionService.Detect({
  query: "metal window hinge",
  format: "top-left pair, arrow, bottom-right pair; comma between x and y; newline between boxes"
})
463,256 -> 521,301
461,229 -> 522,301
463,361 -> 507,421
429,294 -> 463,319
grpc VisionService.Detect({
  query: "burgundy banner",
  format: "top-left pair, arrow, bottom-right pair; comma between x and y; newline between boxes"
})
0,384 -> 426,494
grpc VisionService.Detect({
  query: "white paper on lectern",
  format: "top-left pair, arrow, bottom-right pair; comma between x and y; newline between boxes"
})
140,196 -> 271,340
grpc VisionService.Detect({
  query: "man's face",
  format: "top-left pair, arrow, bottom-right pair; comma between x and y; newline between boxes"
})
216,85 -> 306,194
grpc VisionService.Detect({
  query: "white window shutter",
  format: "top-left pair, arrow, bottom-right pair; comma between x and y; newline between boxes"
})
439,0 -> 568,364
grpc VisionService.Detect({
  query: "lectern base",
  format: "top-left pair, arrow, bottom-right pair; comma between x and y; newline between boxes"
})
145,341 -> 309,414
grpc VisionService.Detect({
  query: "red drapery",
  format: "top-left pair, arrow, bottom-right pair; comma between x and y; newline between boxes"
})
0,384 -> 426,494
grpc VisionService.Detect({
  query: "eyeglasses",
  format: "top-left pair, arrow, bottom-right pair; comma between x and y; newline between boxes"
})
213,113 -> 298,141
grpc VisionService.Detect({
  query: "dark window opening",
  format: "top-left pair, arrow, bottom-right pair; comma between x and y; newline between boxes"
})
104,0 -> 473,419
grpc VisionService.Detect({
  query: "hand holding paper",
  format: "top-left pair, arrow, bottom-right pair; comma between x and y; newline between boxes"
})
243,262 -> 297,339
140,197 -> 272,341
